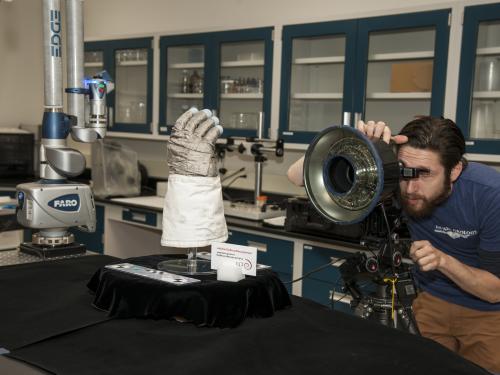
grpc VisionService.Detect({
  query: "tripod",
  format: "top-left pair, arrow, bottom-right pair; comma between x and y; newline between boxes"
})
350,275 -> 420,334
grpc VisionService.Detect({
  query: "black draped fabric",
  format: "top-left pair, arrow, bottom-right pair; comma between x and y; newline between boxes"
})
0,255 -> 117,351
6,296 -> 489,375
87,255 -> 292,328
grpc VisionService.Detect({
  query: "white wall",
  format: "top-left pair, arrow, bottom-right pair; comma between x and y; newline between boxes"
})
0,0 -> 43,128
82,0 -> 456,37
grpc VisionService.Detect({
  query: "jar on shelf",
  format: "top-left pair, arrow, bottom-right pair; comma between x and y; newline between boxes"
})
190,70 -> 203,94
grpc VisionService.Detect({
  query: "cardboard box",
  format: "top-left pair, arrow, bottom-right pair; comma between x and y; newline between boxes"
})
390,61 -> 433,92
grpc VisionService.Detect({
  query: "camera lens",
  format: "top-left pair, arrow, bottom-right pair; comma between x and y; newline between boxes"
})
326,156 -> 355,194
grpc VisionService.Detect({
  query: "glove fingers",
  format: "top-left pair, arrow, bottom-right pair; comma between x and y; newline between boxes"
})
194,115 -> 220,137
204,126 -> 222,144
185,109 -> 212,133
173,107 -> 198,132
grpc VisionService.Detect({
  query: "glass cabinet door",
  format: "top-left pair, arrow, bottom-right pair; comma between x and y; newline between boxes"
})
114,47 -> 149,125
470,21 -> 500,140
160,28 -> 273,137
165,45 -> 205,126
457,3 -> 500,154
219,41 -> 265,132
289,35 -> 346,133
355,10 -> 450,134
84,50 -> 104,78
280,21 -> 357,144
364,28 -> 435,133
85,38 -> 153,134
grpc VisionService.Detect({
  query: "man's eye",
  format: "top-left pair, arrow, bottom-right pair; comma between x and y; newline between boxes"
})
419,170 -> 431,177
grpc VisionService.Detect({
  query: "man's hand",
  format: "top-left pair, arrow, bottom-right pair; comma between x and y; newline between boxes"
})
167,108 -> 223,177
356,120 -> 408,145
410,240 -> 449,272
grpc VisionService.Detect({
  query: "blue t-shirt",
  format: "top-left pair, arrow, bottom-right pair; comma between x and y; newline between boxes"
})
409,162 -> 500,311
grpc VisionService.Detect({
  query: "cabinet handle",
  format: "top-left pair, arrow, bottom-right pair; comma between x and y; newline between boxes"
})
342,112 -> 351,126
131,212 -> 147,223
247,241 -> 267,252
257,111 -> 264,139
353,112 -> 363,126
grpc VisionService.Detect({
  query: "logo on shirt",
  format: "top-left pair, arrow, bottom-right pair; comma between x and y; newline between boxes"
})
434,225 -> 477,239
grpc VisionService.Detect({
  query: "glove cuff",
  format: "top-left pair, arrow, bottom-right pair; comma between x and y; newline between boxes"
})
161,175 -> 228,248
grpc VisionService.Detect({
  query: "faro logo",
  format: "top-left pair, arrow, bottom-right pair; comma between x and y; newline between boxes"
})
48,194 -> 80,212
49,9 -> 61,57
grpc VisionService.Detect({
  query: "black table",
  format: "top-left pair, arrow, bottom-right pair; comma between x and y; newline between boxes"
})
0,255 -> 489,375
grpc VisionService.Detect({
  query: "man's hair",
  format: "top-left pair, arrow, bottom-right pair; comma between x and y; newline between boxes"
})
399,116 -> 468,174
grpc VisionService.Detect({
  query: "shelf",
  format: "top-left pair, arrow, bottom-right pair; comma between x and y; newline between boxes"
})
473,91 -> 500,99
116,60 -> 148,67
293,56 -> 345,65
366,92 -> 431,100
291,93 -> 343,100
221,60 -> 264,67
167,93 -> 203,99
368,51 -> 434,61
476,47 -> 500,56
84,62 -> 103,68
220,93 -> 263,99
168,62 -> 204,69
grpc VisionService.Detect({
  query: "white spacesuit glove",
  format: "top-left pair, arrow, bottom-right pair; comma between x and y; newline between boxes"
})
161,108 -> 228,248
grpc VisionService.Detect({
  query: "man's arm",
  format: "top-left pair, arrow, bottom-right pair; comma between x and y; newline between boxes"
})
287,156 -> 304,186
410,240 -> 500,303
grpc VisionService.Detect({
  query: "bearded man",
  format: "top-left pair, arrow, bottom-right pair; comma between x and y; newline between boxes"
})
287,116 -> 500,373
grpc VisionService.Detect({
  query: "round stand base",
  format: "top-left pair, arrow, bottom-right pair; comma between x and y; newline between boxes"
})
158,259 -> 216,276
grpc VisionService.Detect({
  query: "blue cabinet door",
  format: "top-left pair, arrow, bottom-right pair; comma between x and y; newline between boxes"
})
227,229 -> 293,293
70,204 -> 105,253
159,27 -> 274,139
456,3 -> 500,154
279,9 -> 450,144
301,244 -> 353,313
85,37 -> 154,134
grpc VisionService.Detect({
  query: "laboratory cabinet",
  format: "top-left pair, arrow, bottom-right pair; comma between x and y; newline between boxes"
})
84,37 -> 154,134
301,244 -> 354,313
279,9 -> 450,144
227,228 -> 294,293
159,27 -> 274,138
456,2 -> 500,154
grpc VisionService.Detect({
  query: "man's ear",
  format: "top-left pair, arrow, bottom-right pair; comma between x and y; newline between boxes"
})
450,161 -> 463,183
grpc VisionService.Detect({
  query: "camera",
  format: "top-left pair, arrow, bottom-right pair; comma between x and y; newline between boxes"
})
303,126 -> 418,333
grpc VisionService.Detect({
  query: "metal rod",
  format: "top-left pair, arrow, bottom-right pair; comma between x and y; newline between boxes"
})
43,0 -> 63,109
66,0 -> 85,127
254,161 -> 263,205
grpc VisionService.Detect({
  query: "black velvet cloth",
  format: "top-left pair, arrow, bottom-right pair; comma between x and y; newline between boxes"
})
6,297 -> 489,375
0,255 -> 118,351
87,254 -> 292,328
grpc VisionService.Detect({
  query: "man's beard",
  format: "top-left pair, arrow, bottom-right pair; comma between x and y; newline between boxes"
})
398,176 -> 451,220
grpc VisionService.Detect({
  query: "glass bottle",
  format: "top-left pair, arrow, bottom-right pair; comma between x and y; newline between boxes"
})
181,70 -> 190,94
